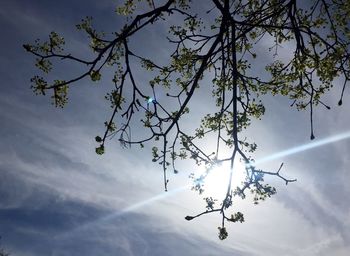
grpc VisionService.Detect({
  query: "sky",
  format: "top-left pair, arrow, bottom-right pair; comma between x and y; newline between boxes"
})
0,0 -> 350,255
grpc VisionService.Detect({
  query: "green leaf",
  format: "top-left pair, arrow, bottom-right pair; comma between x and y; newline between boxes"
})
218,227 -> 228,240
95,145 -> 105,155
90,70 -> 101,81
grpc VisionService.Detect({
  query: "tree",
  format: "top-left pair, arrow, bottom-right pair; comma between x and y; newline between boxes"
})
0,248 -> 9,256
24,0 -> 350,239
0,237 -> 10,256
0,246 -> 9,256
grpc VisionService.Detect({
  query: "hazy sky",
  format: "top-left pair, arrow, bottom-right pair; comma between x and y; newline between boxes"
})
0,0 -> 350,255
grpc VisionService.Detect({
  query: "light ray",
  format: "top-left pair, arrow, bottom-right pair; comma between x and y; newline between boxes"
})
255,131 -> 350,165
57,185 -> 188,238
59,130 -> 350,237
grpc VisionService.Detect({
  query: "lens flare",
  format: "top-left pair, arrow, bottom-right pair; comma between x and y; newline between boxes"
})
57,186 -> 188,238
255,131 -> 350,165
60,130 -> 350,237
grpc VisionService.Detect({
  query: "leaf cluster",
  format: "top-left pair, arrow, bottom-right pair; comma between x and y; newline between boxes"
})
24,0 -> 350,239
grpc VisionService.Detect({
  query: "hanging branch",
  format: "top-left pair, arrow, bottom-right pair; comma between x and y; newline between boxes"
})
24,0 -> 350,240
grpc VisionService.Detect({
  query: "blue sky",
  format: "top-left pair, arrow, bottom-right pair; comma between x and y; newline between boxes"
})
0,0 -> 350,255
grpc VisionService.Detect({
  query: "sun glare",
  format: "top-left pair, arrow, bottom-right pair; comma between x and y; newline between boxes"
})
202,160 -> 247,199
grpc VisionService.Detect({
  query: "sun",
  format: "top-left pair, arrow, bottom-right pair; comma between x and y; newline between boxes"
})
202,160 -> 247,199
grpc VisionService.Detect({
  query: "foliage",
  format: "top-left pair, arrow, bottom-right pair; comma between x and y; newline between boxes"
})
24,0 -> 350,239
0,248 -> 9,256
0,237 -> 9,256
